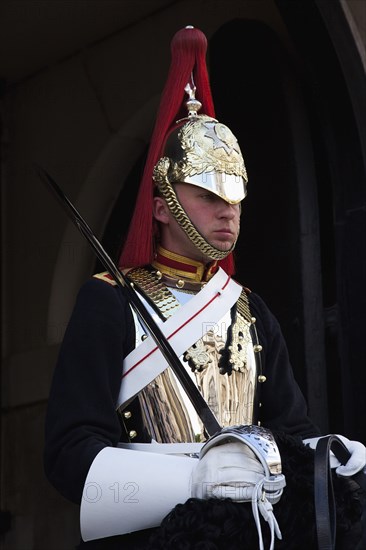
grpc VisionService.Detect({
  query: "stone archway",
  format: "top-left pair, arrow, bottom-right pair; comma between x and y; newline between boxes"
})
46,96 -> 158,344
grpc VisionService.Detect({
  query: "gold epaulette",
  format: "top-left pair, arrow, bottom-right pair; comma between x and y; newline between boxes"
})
126,266 -> 181,320
93,271 -> 117,286
237,287 -> 252,324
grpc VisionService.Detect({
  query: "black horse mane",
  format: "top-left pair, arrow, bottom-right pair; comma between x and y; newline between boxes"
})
148,431 -> 364,550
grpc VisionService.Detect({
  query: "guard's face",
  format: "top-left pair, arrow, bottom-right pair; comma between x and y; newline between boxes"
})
154,183 -> 241,263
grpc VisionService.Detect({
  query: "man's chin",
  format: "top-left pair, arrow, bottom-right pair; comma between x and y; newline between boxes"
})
210,240 -> 235,253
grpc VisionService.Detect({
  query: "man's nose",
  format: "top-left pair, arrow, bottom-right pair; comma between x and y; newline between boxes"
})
217,200 -> 237,218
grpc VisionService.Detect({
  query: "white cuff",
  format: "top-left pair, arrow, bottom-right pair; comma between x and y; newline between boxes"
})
80,446 -> 197,541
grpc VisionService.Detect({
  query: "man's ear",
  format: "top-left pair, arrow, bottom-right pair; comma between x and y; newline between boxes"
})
153,196 -> 170,224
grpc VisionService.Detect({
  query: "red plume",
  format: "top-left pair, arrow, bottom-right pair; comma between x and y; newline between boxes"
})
119,27 -> 234,275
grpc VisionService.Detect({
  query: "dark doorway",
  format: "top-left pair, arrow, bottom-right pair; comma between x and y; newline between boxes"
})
209,5 -> 366,442
275,0 -> 366,443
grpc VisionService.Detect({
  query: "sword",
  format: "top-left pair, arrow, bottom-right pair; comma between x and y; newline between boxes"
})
36,166 -> 221,437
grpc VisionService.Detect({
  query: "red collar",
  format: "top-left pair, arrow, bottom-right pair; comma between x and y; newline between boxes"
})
152,246 -> 218,282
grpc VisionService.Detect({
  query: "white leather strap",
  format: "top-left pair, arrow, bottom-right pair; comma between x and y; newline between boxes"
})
117,268 -> 242,407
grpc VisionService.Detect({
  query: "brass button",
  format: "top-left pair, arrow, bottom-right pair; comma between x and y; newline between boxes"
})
251,317 -> 256,324
258,375 -> 267,383
176,279 -> 185,289
155,270 -> 162,280
123,411 -> 132,419
141,334 -> 148,341
254,344 -> 263,353
129,430 -> 137,439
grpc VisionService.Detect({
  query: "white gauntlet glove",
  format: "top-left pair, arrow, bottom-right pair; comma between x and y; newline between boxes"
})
192,426 -> 286,550
303,434 -> 366,476
192,441 -> 269,500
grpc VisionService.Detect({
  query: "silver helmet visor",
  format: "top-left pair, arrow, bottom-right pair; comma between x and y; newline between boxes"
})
181,171 -> 246,204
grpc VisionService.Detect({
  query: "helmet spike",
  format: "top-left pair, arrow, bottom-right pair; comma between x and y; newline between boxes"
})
184,82 -> 202,118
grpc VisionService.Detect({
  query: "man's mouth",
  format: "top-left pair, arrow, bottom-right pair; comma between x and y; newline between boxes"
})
214,228 -> 235,237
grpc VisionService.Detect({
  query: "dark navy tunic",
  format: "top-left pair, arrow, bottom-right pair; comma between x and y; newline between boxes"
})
44,276 -> 319,548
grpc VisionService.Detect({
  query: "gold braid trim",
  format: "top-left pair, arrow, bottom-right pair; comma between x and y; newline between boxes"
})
93,271 -> 117,286
237,288 -> 252,324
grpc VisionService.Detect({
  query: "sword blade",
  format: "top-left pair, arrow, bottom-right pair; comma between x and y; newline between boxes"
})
37,165 -> 221,436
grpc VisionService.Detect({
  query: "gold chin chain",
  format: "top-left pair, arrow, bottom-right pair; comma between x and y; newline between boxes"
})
153,171 -> 235,261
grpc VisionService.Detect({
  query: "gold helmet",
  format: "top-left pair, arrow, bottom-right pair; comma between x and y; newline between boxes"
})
152,84 -> 247,261
154,85 -> 247,204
